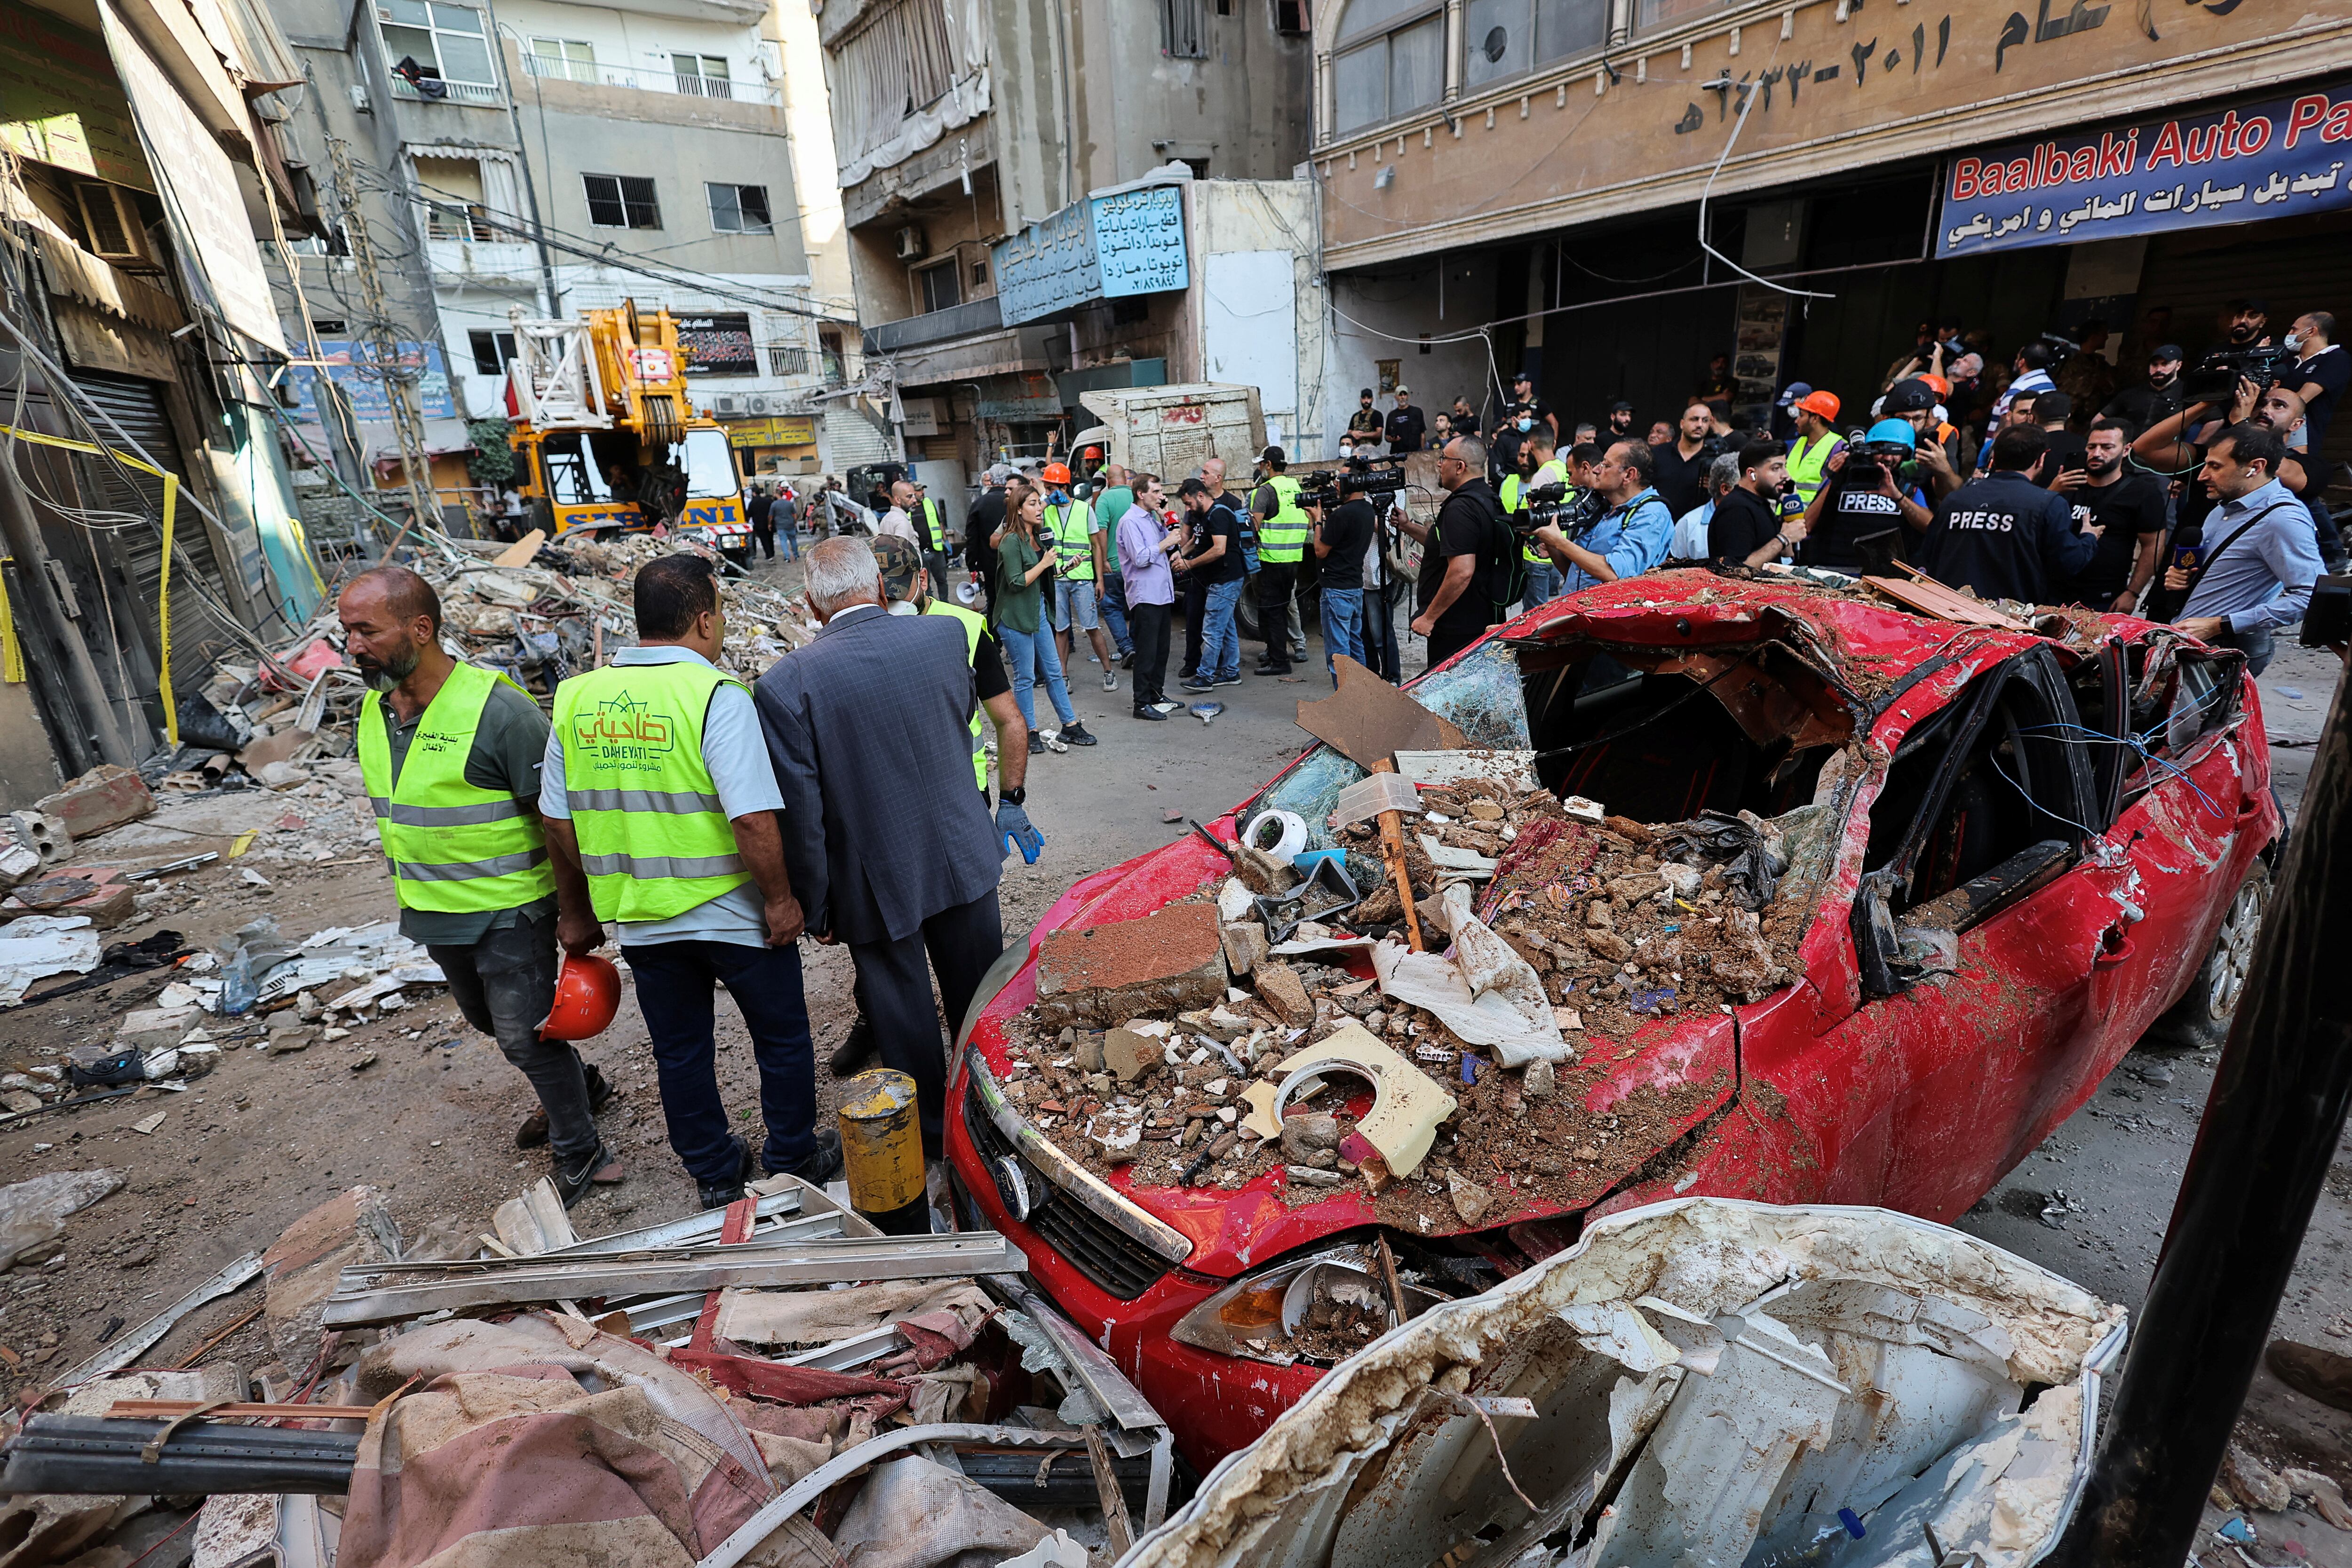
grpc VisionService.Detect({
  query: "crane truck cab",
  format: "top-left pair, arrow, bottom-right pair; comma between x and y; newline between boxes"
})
503,301 -> 755,563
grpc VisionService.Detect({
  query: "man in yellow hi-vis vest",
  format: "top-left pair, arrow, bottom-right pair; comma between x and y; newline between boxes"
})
343,565 -> 621,1206
542,555 -> 838,1211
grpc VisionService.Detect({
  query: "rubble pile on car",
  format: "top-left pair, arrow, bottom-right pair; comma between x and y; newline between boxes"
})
0,1175 -> 1175,1567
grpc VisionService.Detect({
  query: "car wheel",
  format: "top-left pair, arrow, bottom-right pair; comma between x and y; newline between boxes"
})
1236,585 -> 1261,642
2144,861 -> 2271,1051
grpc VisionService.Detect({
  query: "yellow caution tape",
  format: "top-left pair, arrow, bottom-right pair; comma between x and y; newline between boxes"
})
0,557 -> 22,685
0,424 -> 181,745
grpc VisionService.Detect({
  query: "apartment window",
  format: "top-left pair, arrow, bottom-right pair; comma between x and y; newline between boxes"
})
1332,0 -> 1442,133
529,37 -> 596,82
468,329 -> 517,374
1215,0 -> 1232,14
1160,0 -> 1206,57
833,0 -> 967,166
917,260 -> 960,314
673,53 -> 732,97
707,183 -> 773,234
1464,0 -> 1608,88
583,174 -> 660,229
1274,0 -> 1307,34
969,255 -> 987,287
377,0 -> 495,86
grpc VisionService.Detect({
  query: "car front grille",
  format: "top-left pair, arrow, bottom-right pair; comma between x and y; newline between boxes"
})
962,1090 -> 1171,1301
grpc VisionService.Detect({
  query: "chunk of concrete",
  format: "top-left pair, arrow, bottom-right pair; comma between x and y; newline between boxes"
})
0,844 -> 39,892
262,1186 -> 399,1368
1254,963 -> 1313,1027
1033,902 -> 1228,1028
1220,921 -> 1268,976
114,1005 -> 202,1054
1104,1027 -> 1164,1085
1281,1112 -> 1341,1162
34,765 -> 151,842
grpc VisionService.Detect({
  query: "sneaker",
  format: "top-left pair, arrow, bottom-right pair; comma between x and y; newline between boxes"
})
773,1127 -> 845,1186
828,1012 -> 878,1076
553,1139 -> 623,1208
1102,670 -> 1118,692
517,1064 -> 615,1148
1213,673 -> 1243,687
1133,705 -> 1168,721
1041,729 -> 1070,753
1180,678 -> 1216,693
1061,722 -> 1098,747
697,1136 -> 755,1211
1028,733 -> 1047,756
1120,651 -> 1136,669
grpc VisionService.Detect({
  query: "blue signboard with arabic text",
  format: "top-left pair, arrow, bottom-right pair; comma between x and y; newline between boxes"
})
1938,81 -> 2352,256
993,184 -> 1190,325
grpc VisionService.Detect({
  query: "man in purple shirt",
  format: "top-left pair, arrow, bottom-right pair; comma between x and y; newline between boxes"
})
1118,474 -> 1183,720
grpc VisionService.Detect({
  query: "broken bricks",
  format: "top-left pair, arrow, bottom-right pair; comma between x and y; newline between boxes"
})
1033,902 -> 1228,1028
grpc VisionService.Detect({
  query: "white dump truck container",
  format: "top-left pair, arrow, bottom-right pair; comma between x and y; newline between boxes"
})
1075,383 -> 1266,480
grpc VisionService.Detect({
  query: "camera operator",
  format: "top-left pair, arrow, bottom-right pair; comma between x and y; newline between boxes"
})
1395,436 -> 1505,669
2054,418 -> 2169,613
1914,425 -> 2098,605
1800,420 -> 1933,570
2131,376 -> 2314,540
1312,477 -> 1375,685
1710,442 -> 1806,567
2102,345 -> 2185,434
1652,403 -> 1716,518
1880,379 -> 1962,499
1502,425 -> 1570,609
2224,298 -> 2274,350
2162,422 -> 2320,675
1525,439 -> 1675,594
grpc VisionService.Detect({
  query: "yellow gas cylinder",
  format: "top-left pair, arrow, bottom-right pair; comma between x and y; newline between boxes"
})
837,1068 -> 926,1232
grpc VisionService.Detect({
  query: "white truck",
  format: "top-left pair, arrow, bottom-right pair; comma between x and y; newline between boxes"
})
1073,383 -> 1266,479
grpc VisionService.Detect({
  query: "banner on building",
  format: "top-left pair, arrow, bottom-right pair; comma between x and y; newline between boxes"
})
676,312 -> 757,374
1937,81 -> 2352,257
289,340 -> 457,423
723,416 -> 815,447
993,183 -> 1191,325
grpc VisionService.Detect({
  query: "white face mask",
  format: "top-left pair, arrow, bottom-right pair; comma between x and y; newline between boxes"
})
887,599 -> 918,616
2286,332 -> 2307,351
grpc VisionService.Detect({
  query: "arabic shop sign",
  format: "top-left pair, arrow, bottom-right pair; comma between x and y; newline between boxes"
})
992,185 -> 1192,326
1937,82 -> 2352,257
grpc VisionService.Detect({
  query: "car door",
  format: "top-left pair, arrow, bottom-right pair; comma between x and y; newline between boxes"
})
1802,648 -> 2124,1219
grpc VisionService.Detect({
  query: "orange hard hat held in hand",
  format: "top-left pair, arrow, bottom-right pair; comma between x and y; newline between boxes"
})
540,952 -> 622,1041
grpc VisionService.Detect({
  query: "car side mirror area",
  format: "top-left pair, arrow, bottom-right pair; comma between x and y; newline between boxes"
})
1852,868 -> 1913,999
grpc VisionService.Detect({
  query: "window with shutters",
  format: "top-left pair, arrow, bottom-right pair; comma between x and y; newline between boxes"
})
1160,0 -> 1207,56
583,174 -> 660,230
829,0 -> 968,167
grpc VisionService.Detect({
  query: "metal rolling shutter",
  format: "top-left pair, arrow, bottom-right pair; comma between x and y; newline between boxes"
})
67,371 -> 247,683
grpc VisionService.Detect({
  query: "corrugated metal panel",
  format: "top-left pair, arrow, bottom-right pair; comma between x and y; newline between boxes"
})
67,371 -> 247,685
823,411 -> 890,468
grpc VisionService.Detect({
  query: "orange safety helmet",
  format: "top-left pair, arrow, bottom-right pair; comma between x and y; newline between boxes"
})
1918,373 -> 1953,399
539,953 -> 621,1041
1042,462 -> 1073,485
1792,390 -> 1842,422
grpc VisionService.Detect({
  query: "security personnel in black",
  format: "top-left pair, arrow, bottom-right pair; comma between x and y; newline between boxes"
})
1910,425 -> 2098,605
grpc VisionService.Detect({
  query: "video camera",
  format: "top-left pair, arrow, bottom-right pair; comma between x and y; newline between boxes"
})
1296,456 -> 1408,510
1840,436 -> 1920,491
1515,481 -> 1607,538
2184,343 -> 2300,406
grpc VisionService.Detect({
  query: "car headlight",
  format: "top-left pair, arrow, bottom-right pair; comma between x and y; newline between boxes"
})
1169,1242 -> 1445,1366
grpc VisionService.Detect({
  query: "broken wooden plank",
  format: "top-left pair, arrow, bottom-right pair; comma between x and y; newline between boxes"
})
1295,655 -> 1467,770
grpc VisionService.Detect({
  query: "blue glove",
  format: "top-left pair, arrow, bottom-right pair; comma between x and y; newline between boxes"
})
997,800 -> 1044,865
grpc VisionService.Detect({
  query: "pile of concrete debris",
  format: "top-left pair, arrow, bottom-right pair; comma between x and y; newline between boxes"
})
0,1177 -> 1173,1568
167,526 -> 814,799
992,747 -> 1819,1236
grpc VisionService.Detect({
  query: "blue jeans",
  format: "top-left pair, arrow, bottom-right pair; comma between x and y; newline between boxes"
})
1319,587 -> 1365,686
1199,578 -> 1243,681
1521,561 -> 1561,611
1100,575 -> 1134,658
776,517 -> 799,559
624,938 -> 816,1184
999,622 -> 1077,728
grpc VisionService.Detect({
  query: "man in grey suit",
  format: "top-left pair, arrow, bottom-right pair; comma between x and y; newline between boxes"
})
754,537 -> 1025,1156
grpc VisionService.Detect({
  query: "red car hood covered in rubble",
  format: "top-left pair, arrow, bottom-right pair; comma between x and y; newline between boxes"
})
950,573 -> 2122,1277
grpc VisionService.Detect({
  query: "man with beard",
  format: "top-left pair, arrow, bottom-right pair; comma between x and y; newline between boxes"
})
2101,344 -> 2185,435
2053,418 -> 2169,612
343,565 -> 621,1205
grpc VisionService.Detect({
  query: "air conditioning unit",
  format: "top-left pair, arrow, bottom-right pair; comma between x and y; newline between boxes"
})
75,183 -> 152,266
746,394 -> 779,415
894,225 -> 927,261
711,394 -> 744,415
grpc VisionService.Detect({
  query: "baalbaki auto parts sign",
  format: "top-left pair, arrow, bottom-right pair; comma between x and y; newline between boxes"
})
1937,80 -> 2352,255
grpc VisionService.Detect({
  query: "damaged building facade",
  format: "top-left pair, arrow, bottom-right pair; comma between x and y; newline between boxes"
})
1311,0 -> 2352,457
816,0 -> 1327,512
0,0 -> 327,802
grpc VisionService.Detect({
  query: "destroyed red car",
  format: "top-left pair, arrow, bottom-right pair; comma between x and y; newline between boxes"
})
944,570 -> 2278,1473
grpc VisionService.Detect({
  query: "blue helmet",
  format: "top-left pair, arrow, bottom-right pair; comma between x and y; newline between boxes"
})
1864,418 -> 1918,447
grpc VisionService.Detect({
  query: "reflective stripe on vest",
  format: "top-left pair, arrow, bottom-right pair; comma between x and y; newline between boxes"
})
1788,434 -> 1843,503
1258,474 -> 1308,564
1046,502 -> 1094,579
1505,460 -> 1568,563
552,658 -> 751,923
925,598 -> 990,791
918,497 -> 948,553
355,662 -> 555,914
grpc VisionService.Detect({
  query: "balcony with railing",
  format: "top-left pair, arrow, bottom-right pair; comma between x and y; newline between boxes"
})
388,73 -> 504,105
520,53 -> 780,106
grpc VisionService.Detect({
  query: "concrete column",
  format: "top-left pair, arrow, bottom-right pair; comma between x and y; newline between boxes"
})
1315,51 -> 1333,143
1443,0 -> 1464,102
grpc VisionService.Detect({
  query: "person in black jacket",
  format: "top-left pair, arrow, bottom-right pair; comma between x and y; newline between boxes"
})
1912,426 -> 2098,605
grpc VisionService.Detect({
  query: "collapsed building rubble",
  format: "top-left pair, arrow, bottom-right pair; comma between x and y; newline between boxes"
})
0,1173 -> 1180,1568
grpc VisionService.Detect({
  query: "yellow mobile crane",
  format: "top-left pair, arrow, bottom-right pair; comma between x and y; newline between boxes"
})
504,300 -> 754,561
